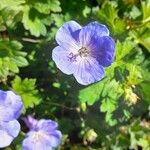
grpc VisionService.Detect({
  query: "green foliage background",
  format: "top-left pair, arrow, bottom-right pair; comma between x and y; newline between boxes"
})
0,0 -> 150,149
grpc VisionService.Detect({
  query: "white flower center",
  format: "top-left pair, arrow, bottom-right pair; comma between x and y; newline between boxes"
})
31,131 -> 45,142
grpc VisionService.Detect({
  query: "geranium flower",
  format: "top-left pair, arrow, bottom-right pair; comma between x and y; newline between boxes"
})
23,116 -> 62,150
0,90 -> 23,148
52,21 -> 115,85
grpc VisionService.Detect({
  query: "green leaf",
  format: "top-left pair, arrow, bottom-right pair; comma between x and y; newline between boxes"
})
105,112 -> 117,126
115,39 -> 136,61
140,82 -> 150,104
138,29 -> 150,52
82,6 -> 91,17
48,0 -> 61,12
79,79 -> 106,105
8,62 -> 19,73
138,137 -> 150,149
0,0 -> 25,9
100,98 -> 116,112
123,109 -> 131,119
97,1 -> 118,26
11,76 -> 41,111
33,0 -> 61,14
96,1 -> 126,35
102,79 -> 123,98
141,0 -> 150,22
22,5 -> 47,37
11,56 -> 28,67
126,64 -> 143,85
130,6 -> 141,19
0,0 -> 25,28
130,28 -> 150,52
0,40 -> 28,80
100,79 -> 123,126
113,19 -> 126,35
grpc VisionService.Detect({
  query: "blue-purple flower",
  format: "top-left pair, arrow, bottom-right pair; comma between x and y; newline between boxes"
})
52,21 -> 115,85
0,90 -> 23,148
23,116 -> 62,150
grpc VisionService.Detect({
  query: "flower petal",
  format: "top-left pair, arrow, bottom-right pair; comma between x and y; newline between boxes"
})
0,130 -> 13,148
0,120 -> 20,138
73,57 -> 105,85
46,130 -> 62,147
37,119 -> 58,132
90,36 -> 115,67
5,91 -> 23,119
22,134 -> 53,150
23,115 -> 38,130
0,91 -> 23,121
0,105 -> 15,121
23,117 -> 62,150
0,90 -> 7,103
26,130 -> 62,148
56,20 -> 81,50
52,46 -> 78,75
79,21 -> 109,47
23,130 -> 58,150
0,120 -> 20,148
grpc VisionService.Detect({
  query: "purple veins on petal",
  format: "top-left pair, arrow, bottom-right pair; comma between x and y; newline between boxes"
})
89,36 -> 115,67
73,57 -> 105,85
0,90 -> 23,121
37,119 -> 58,132
52,20 -> 116,85
79,21 -> 109,47
52,46 -> 78,75
56,20 -> 81,50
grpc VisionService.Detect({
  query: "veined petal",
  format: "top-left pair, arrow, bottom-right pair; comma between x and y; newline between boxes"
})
0,105 -> 15,121
1,120 -> 20,138
23,117 -> 62,150
23,130 -> 58,150
0,120 -> 20,148
79,21 -> 109,47
46,130 -> 62,147
52,46 -> 77,75
0,91 -> 23,121
56,20 -> 81,50
37,119 -> 58,132
23,134 -> 53,150
5,91 -> 23,119
24,130 -> 61,148
73,57 -> 105,85
90,36 -> 115,67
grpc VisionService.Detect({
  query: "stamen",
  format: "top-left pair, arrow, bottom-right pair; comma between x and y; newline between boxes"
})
78,47 -> 89,57
32,131 -> 45,142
